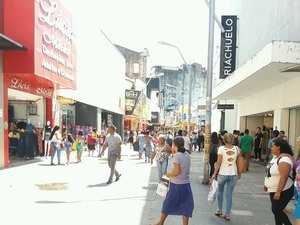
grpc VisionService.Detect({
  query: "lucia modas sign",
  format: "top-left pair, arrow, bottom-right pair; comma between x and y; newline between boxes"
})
219,15 -> 237,79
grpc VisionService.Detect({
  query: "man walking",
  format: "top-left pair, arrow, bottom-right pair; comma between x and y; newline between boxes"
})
100,125 -> 122,185
239,129 -> 253,171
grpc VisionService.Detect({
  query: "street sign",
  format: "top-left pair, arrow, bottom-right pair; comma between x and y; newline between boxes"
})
217,104 -> 234,110
197,105 -> 206,110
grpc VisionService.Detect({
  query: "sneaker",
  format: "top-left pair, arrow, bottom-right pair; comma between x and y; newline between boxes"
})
115,174 -> 122,182
106,180 -> 112,185
256,158 -> 260,161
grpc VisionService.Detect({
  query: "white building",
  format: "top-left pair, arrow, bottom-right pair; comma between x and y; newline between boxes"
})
213,0 -> 300,151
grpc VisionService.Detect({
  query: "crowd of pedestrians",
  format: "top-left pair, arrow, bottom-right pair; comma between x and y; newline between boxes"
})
46,124 -> 300,225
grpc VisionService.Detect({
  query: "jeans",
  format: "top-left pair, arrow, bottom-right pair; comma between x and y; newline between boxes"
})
107,154 -> 120,182
51,142 -> 61,164
217,175 -> 237,216
269,185 -> 294,225
156,159 -> 168,180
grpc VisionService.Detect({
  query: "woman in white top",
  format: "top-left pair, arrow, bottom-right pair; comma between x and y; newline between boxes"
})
264,138 -> 294,225
49,126 -> 62,165
212,133 -> 241,221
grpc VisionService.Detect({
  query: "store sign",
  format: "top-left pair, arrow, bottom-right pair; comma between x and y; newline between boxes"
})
219,15 -> 237,79
57,96 -> 75,104
8,74 -> 54,98
125,90 -> 140,115
35,0 -> 77,89
217,104 -> 234,110
151,112 -> 159,124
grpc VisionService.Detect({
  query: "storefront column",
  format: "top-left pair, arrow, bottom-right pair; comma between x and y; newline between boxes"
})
273,108 -> 289,135
0,51 -> 4,167
46,98 -> 53,127
97,108 -> 102,132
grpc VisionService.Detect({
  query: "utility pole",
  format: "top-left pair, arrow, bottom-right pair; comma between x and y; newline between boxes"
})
181,69 -> 185,129
187,64 -> 192,134
202,0 -> 215,185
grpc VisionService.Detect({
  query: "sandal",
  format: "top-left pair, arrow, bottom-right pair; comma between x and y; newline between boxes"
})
215,211 -> 224,217
224,216 -> 230,221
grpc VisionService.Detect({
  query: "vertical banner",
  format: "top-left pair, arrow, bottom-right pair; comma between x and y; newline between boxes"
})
125,90 -> 141,115
219,15 -> 237,79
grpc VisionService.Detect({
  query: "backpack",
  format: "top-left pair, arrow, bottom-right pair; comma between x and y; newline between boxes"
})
277,157 -> 296,181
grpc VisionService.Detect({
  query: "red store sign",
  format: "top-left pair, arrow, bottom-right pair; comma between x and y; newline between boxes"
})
3,0 -> 77,89
7,73 -> 54,99
35,0 -> 77,89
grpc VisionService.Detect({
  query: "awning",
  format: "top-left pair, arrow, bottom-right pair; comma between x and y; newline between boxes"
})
0,33 -> 26,50
213,41 -> 300,100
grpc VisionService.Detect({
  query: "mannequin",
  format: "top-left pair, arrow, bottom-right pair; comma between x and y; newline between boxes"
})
43,121 -> 52,157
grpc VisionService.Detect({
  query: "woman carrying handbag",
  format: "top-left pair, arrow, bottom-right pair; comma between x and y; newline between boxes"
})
211,133 -> 242,221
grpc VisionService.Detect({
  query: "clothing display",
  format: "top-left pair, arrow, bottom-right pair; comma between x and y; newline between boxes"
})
35,128 -> 43,155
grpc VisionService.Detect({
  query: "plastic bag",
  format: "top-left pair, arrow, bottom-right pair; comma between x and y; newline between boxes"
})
156,176 -> 170,197
208,179 -> 218,205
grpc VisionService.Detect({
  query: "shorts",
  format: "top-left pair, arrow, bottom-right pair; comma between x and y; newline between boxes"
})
88,144 -> 95,150
241,152 -> 251,160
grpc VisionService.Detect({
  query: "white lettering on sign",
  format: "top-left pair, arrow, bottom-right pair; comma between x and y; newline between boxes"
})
42,45 -> 65,65
42,32 -> 71,56
39,0 -> 74,42
36,87 -> 53,96
42,58 -> 58,73
220,15 -> 237,78
66,61 -> 73,70
10,78 -> 30,90
41,58 -> 75,81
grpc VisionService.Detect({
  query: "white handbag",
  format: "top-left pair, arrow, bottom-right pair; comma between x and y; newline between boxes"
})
156,176 -> 170,197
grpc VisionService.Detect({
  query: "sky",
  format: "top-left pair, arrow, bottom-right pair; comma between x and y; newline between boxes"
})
62,0 -> 232,71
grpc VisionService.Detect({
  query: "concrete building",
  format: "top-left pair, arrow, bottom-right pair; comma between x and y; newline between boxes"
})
150,64 -> 207,131
213,0 -> 300,153
116,45 -> 150,131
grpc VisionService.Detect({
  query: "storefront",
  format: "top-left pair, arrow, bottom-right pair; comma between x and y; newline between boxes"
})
1,0 -> 76,167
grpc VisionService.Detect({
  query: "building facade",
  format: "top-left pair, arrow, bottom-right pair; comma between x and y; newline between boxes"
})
0,0 -> 77,167
213,0 -> 300,153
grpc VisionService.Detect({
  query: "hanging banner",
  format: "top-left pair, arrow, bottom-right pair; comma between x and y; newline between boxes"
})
125,90 -> 141,115
219,15 -> 237,79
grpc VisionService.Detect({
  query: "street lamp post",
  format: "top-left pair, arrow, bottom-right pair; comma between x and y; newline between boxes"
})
158,41 -> 192,134
202,0 -> 215,185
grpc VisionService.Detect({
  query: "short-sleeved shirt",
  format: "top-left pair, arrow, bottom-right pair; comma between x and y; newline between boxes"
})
218,145 -> 240,176
240,134 -> 253,153
183,136 -> 191,150
170,151 -> 191,184
106,133 -> 122,156
155,145 -> 169,161
264,156 -> 293,192
267,137 -> 277,149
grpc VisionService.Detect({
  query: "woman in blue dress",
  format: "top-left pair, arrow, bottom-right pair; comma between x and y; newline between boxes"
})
151,136 -> 194,225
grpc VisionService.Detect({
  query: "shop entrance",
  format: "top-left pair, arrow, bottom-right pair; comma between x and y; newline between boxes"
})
8,89 -> 46,160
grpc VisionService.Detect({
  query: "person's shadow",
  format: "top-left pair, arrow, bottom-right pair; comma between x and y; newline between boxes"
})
87,182 -> 108,188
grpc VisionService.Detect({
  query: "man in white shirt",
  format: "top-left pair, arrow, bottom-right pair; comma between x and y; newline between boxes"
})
182,130 -> 192,154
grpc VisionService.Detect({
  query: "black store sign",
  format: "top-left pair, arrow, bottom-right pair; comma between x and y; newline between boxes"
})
219,15 -> 237,79
151,112 -> 159,124
125,90 -> 140,115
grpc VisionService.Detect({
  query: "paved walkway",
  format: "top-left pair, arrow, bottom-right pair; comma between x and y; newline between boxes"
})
0,144 -> 296,225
